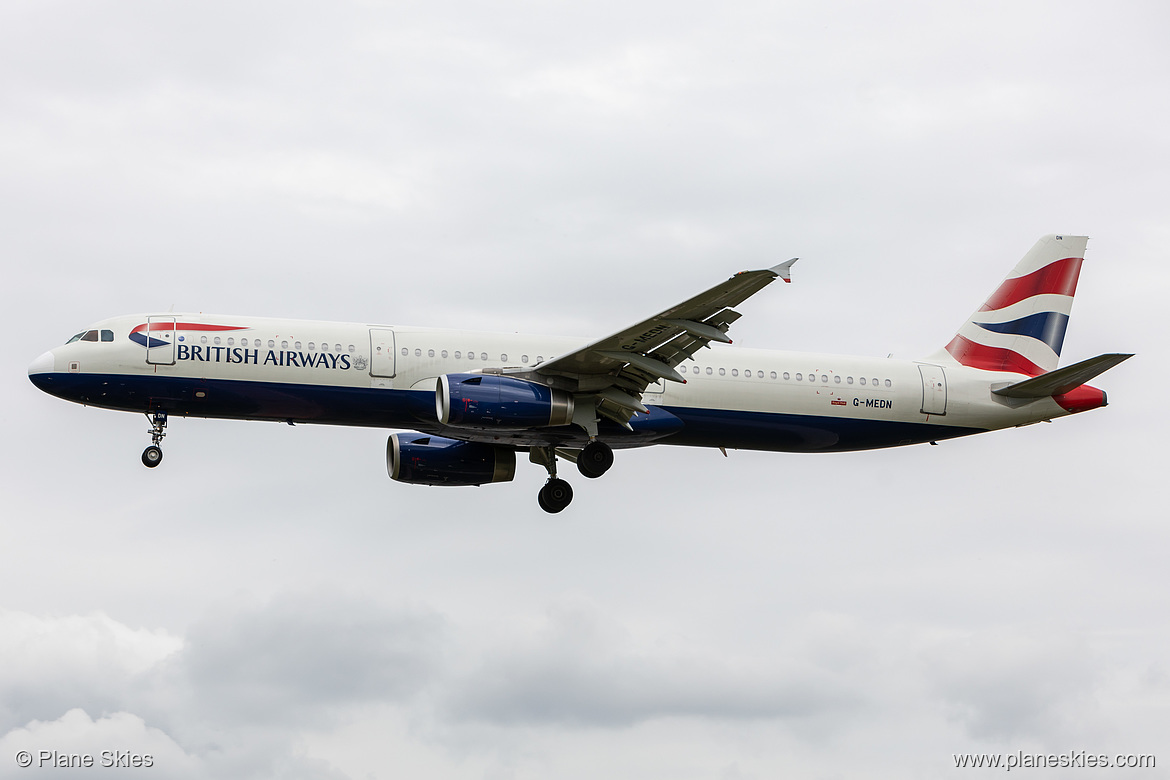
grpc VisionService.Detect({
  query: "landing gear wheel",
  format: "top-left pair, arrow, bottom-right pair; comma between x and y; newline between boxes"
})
142,411 -> 168,468
576,440 -> 614,479
538,478 -> 573,513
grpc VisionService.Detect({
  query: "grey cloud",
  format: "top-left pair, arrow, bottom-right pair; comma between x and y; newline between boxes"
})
172,592 -> 447,728
443,600 -> 858,727
923,628 -> 1102,743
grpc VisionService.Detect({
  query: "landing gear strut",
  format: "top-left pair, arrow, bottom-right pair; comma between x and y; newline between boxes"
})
532,446 -> 573,513
142,411 -> 167,468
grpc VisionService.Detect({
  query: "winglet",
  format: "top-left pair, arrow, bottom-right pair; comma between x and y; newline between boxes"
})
770,258 -> 798,283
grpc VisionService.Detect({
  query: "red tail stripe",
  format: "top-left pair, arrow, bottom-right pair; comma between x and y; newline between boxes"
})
979,257 -> 1083,312
944,335 -> 1046,376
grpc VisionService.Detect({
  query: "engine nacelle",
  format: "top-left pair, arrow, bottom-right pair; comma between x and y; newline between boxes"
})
436,374 -> 574,429
387,433 -> 516,486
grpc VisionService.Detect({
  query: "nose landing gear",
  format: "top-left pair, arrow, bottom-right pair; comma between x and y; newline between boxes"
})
142,411 -> 167,468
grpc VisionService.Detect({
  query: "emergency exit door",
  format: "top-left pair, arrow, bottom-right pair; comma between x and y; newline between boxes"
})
918,364 -> 947,415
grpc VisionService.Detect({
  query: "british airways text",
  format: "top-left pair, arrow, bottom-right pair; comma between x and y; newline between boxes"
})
176,344 -> 352,369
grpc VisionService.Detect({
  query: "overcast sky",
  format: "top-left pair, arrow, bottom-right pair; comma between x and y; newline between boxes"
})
1,1 -> 1166,778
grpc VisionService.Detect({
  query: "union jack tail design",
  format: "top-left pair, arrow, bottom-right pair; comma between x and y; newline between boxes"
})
934,234 -> 1087,376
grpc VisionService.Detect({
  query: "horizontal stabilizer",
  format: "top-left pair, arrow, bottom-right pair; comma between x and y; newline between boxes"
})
992,353 -> 1133,398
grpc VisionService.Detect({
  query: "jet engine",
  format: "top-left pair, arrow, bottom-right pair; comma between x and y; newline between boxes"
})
387,433 -> 516,486
436,374 -> 574,429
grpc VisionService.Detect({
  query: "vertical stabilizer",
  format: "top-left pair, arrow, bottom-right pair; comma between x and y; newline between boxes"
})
933,235 -> 1087,376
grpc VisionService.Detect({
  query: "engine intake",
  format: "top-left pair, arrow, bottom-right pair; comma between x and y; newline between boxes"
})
437,374 -> 574,428
387,433 -> 516,486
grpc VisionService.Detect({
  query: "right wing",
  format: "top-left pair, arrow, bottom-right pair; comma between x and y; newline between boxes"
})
527,259 -> 797,430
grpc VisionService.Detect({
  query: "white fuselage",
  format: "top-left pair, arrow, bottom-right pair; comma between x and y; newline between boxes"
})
29,312 -> 1074,454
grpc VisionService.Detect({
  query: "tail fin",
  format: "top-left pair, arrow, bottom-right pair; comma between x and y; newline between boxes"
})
933,234 -> 1087,376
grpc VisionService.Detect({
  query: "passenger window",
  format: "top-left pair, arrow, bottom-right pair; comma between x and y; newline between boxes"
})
522,355 -> 529,364
758,371 -> 764,378
847,376 -> 854,384
281,340 -> 288,349
501,354 -> 508,362
428,349 -> 435,358
100,330 -> 114,342
731,369 -> 738,377
308,342 -> 315,350
480,352 -> 487,361
401,348 -> 408,356
268,339 -> 275,348
860,377 -> 866,386
706,367 -> 713,375
872,378 -> 878,386
414,349 -> 421,357
834,375 -> 841,384
795,373 -> 802,381
821,375 -> 828,383
885,379 -> 892,388
454,351 -> 461,359
227,337 -> 235,346
216,337 -> 224,346
718,368 -> 726,376
441,350 -> 448,358
200,335 -> 208,344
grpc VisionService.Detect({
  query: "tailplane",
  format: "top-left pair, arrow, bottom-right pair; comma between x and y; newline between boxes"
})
933,234 -> 1087,376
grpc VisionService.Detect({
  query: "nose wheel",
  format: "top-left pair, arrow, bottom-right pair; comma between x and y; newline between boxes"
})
142,411 -> 168,468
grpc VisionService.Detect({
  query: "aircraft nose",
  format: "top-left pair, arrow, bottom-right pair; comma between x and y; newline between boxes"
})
28,350 -> 55,376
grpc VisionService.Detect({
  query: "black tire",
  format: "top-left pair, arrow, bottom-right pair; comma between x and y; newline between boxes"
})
576,440 -> 614,479
142,445 -> 163,468
538,478 -> 573,513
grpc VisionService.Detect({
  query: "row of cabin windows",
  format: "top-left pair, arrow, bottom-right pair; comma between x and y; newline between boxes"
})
677,363 -> 893,388
395,346 -> 894,389
67,330 -> 114,343
402,347 -> 545,364
195,335 -> 356,353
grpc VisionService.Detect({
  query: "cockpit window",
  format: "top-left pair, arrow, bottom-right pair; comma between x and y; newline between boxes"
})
66,329 -> 111,344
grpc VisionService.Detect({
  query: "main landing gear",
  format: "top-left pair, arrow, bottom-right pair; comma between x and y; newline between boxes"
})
531,440 -> 615,513
538,478 -> 573,514
142,411 -> 167,468
576,439 -> 614,479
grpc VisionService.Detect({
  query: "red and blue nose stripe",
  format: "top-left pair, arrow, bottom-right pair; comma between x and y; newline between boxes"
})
129,323 -> 247,349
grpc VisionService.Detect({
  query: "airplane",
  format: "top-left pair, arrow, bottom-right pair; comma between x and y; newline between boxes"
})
28,234 -> 1131,513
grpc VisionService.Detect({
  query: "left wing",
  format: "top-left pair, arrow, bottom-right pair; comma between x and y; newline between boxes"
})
526,259 -> 796,432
